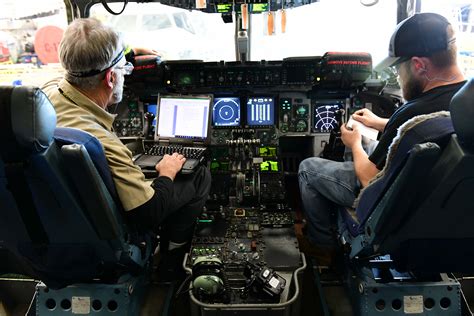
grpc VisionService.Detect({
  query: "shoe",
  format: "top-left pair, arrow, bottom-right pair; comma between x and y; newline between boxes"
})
297,235 -> 337,266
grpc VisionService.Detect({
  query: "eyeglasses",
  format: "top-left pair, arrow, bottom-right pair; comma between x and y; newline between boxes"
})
115,62 -> 134,75
390,58 -> 410,77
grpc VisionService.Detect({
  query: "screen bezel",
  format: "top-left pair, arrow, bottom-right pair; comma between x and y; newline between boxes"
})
154,94 -> 213,145
311,99 -> 345,133
212,96 -> 242,128
245,95 -> 276,128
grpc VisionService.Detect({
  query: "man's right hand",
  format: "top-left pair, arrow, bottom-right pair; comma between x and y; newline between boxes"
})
352,108 -> 388,132
155,153 -> 186,181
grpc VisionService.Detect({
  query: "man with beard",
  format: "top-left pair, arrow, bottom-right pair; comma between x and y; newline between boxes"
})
298,13 -> 465,262
42,18 -> 211,279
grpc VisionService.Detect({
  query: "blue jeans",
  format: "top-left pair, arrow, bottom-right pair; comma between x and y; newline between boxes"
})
298,157 -> 360,247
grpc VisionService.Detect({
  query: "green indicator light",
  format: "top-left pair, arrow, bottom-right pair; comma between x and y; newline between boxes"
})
297,106 -> 307,115
198,219 -> 213,223
179,74 -> 193,85
269,161 -> 279,171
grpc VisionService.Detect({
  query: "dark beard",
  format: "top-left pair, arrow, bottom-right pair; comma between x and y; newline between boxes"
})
402,72 -> 424,101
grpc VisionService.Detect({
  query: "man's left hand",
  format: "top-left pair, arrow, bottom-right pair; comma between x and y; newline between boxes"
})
341,123 -> 362,149
133,47 -> 161,57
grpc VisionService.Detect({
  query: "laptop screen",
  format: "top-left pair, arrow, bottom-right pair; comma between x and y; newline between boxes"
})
155,95 -> 212,143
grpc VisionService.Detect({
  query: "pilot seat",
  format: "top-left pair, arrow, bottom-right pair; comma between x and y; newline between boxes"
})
0,86 -> 154,315
330,78 -> 474,316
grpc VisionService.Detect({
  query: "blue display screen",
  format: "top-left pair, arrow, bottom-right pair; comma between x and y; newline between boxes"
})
147,104 -> 157,127
212,97 -> 241,127
246,97 -> 274,126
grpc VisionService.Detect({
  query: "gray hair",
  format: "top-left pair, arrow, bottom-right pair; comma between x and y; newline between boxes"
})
59,18 -> 123,90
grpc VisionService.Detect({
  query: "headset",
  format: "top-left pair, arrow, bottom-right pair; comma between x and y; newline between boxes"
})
191,256 -> 230,303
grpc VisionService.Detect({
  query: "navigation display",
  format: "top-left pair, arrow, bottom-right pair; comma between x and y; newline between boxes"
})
212,97 -> 241,127
312,100 -> 345,133
246,97 -> 275,126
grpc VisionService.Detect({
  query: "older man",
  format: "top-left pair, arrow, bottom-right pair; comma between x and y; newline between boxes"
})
42,18 -> 210,277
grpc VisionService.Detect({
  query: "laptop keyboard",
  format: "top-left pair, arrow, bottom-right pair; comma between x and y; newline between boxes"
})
146,145 -> 207,159
135,145 -> 208,176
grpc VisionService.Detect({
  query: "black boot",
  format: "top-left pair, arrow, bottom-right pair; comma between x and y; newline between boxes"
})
157,247 -> 188,283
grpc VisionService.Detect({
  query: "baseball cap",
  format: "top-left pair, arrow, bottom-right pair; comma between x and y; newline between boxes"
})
375,13 -> 453,72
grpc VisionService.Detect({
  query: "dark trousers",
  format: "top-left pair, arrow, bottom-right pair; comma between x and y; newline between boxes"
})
160,166 -> 211,245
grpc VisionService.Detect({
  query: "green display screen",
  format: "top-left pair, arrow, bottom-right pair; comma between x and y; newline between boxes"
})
250,3 -> 268,12
217,4 -> 233,13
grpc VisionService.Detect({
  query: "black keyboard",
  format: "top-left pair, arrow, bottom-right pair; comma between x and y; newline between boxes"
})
146,145 -> 207,159
135,145 -> 208,175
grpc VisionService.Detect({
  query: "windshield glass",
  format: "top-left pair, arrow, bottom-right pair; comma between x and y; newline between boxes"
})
90,0 -> 397,64
0,0 -> 67,86
90,2 -> 235,61
2,0 -> 474,87
250,0 -> 396,64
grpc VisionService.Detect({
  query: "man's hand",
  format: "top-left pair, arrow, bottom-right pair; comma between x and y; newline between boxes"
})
155,153 -> 186,181
341,124 -> 362,149
352,108 -> 388,132
132,47 -> 161,57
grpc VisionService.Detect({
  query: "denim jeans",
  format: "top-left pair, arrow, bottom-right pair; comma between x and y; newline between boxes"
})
298,157 -> 360,247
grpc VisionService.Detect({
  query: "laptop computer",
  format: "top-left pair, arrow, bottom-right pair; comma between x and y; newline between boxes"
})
135,94 -> 212,174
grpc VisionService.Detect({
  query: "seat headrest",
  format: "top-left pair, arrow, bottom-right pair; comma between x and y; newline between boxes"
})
0,86 -> 56,161
450,79 -> 474,150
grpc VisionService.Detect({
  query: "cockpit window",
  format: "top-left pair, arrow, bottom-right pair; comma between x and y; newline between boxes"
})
112,15 -> 138,32
420,1 -> 474,78
2,0 -> 473,80
90,2 -> 234,61
173,12 -> 195,34
250,0 -> 397,65
0,0 -> 67,86
142,14 -> 173,31
88,1 -> 398,64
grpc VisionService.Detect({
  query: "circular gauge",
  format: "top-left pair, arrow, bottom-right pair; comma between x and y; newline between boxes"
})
218,105 -> 236,121
314,105 -> 340,132
213,98 -> 240,127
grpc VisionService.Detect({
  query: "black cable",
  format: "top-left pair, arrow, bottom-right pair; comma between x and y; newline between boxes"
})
174,274 -> 193,299
101,0 -> 128,15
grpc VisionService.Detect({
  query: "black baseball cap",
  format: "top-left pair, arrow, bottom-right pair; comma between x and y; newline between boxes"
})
375,13 -> 453,72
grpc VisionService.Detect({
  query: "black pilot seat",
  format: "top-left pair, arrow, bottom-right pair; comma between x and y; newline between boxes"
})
0,86 -> 154,314
334,79 -> 474,315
